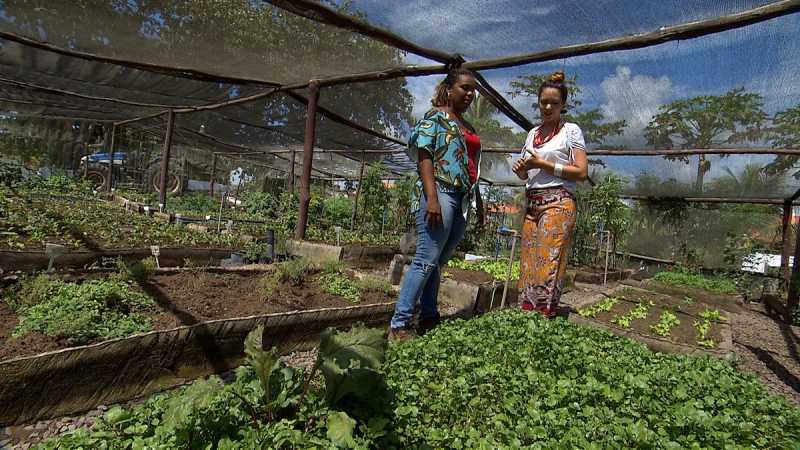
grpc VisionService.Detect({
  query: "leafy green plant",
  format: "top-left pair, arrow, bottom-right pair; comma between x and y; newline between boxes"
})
3,273 -> 59,311
386,310 -> 800,448
242,241 -> 267,262
448,258 -> 520,281
36,325 -> 391,449
651,311 -> 680,337
699,308 -> 727,322
12,279 -> 154,345
577,296 -> 620,318
357,276 -> 392,295
652,266 -> 737,294
275,258 -> 313,286
320,272 -> 361,303
113,257 -> 156,283
612,300 -> 653,329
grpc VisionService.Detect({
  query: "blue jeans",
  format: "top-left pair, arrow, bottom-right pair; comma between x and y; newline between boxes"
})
390,189 -> 467,329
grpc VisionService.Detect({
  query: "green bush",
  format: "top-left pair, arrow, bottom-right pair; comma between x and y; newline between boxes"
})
275,258 -> 313,286
241,191 -> 277,217
13,279 -> 154,345
113,257 -> 157,283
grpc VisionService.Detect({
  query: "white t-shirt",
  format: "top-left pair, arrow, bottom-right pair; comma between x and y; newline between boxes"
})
520,122 -> 586,194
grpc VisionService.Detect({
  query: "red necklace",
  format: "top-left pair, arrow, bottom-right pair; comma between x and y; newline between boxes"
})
533,122 -> 563,147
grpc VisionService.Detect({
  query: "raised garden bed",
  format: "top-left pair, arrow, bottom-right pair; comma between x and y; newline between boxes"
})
0,189 -> 244,253
573,286 -> 733,356
0,265 -> 398,424
0,266 -> 394,362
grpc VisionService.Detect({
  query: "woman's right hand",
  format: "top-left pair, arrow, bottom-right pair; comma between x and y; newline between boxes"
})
425,197 -> 443,229
512,158 -> 529,179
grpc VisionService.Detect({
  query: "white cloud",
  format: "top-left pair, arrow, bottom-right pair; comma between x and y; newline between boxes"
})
600,66 -> 671,147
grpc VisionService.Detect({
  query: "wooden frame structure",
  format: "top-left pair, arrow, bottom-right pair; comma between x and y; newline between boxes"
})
5,1 -> 800,318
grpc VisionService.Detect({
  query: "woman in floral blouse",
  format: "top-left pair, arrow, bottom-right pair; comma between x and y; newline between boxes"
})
389,67 -> 484,341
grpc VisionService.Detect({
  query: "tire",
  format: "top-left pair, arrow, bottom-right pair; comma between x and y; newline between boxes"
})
146,162 -> 184,194
84,170 -> 108,190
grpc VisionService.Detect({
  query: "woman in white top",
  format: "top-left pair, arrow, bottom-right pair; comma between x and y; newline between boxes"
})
512,71 -> 588,317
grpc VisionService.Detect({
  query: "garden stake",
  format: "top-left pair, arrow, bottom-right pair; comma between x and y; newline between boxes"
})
216,190 -> 226,233
500,231 -> 518,309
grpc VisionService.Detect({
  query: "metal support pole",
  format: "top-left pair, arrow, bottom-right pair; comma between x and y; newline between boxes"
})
351,151 -> 366,230
295,82 -> 320,240
158,110 -> 176,209
781,199 -> 792,288
210,153 -> 217,196
106,124 -> 116,192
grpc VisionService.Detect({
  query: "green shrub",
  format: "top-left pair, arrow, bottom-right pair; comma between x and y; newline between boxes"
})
241,191 -> 277,217
113,257 -> 157,283
4,274 -> 60,311
275,258 -> 313,286
13,279 -> 154,345
357,276 -> 392,295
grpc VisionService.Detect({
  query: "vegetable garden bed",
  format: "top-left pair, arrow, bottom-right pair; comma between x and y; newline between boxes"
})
0,263 -> 398,424
574,286 -> 733,355
0,187 -> 245,253
27,310 -> 800,449
1,265 -> 395,362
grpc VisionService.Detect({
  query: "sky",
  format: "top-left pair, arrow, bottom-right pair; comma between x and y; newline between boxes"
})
339,0 -> 800,190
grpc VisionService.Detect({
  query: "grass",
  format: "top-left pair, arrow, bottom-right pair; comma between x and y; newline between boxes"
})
652,267 -> 737,294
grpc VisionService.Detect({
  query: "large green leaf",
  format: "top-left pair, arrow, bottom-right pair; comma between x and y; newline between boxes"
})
244,326 -> 280,404
162,376 -> 223,430
326,411 -> 357,448
318,326 -> 388,406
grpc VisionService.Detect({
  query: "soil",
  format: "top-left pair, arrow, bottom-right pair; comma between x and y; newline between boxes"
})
583,292 -> 726,350
636,280 -> 742,313
0,270 -> 395,362
442,267 -> 495,285
729,302 -> 800,404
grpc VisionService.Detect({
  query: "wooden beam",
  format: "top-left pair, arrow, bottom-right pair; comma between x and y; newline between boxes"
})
264,0 -> 459,64
460,0 -> 800,72
0,31 -> 281,87
296,82 -> 320,240
481,147 -> 800,156
285,90 -> 406,146
0,76 -> 199,110
158,111 -> 176,208
289,148 -> 296,194
621,195 -> 786,205
473,71 -> 534,131
781,199 -> 793,288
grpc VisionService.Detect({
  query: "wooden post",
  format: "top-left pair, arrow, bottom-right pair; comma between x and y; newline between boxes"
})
350,152 -> 366,230
158,110 -> 176,209
289,148 -> 296,194
209,153 -> 217,196
781,200 -> 793,288
788,221 -> 800,322
295,82 -> 320,240
106,124 -> 116,192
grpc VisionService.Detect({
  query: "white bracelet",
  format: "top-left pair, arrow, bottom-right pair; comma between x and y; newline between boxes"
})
554,163 -> 564,177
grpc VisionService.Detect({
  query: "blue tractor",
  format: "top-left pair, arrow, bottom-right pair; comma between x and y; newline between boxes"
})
78,151 -> 184,193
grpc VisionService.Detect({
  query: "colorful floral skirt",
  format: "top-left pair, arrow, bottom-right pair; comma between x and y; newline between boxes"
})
517,187 -> 577,314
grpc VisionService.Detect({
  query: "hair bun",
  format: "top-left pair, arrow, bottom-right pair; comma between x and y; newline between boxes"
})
549,71 -> 565,83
